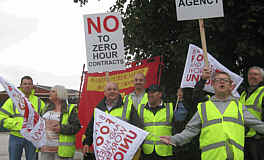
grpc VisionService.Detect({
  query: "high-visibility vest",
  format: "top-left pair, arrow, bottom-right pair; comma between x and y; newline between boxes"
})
124,92 -> 148,111
58,104 -> 77,158
240,86 -> 264,137
198,100 -> 245,160
138,103 -> 174,156
0,94 -> 44,137
104,100 -> 132,121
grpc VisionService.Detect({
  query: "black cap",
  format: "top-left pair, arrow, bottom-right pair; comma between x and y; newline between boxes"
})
147,84 -> 162,92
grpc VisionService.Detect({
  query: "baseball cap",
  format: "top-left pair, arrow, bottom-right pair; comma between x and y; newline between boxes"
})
147,84 -> 162,92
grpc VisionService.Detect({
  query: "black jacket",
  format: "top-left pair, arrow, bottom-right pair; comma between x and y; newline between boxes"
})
83,95 -> 143,146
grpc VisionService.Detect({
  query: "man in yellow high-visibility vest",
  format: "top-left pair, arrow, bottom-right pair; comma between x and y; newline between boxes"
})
124,72 -> 148,110
240,66 -> 264,160
82,82 -> 143,159
161,71 -> 264,160
139,84 -> 177,160
0,76 -> 45,160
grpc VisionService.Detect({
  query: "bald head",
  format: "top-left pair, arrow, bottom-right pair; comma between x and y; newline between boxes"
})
104,82 -> 120,101
104,82 -> 119,91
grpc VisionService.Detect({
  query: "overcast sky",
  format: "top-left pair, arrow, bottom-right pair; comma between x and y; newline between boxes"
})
0,0 -> 116,91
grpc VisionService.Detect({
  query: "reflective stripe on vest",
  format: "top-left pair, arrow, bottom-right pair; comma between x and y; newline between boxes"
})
245,88 -> 264,113
59,142 -> 75,146
144,140 -> 164,145
126,92 -> 148,112
240,87 -> 264,137
58,104 -> 76,158
105,101 -> 132,122
201,139 -> 243,153
199,100 -> 244,160
122,96 -> 129,121
139,103 -> 171,124
139,103 -> 173,156
201,101 -> 243,129
0,108 -> 13,117
0,118 -> 6,129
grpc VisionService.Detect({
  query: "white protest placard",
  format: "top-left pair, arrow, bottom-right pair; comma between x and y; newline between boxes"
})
93,108 -> 148,160
180,44 -> 243,97
175,0 -> 224,21
0,76 -> 46,148
83,12 -> 125,73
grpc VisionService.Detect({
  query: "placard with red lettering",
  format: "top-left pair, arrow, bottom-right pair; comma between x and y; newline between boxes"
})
180,44 -> 243,96
0,76 -> 46,148
83,12 -> 125,73
93,108 -> 148,160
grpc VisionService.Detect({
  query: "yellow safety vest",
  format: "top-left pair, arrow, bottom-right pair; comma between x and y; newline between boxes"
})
124,92 -> 148,111
0,92 -> 44,137
138,103 -> 173,156
198,100 -> 244,160
58,104 -> 77,158
240,86 -> 264,137
105,100 -> 132,121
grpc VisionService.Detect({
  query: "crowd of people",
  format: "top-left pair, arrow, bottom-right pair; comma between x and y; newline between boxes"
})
0,65 -> 264,160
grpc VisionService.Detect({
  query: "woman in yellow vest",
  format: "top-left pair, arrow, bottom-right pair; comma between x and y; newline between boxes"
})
161,71 -> 264,160
40,85 -> 81,160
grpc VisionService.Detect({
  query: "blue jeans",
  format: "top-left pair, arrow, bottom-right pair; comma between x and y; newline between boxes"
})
9,134 -> 37,160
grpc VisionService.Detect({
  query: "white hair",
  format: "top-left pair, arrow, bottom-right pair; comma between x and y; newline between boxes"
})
249,66 -> 264,79
52,85 -> 68,100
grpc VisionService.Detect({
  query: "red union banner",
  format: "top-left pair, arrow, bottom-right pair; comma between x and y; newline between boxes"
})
76,56 -> 162,149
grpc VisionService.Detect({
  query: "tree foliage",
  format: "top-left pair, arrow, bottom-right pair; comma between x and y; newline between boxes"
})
110,0 -> 264,96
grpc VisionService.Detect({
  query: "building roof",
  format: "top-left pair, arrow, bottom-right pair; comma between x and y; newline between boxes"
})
0,85 -> 79,104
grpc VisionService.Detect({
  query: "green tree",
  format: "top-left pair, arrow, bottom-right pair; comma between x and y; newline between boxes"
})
110,0 -> 264,95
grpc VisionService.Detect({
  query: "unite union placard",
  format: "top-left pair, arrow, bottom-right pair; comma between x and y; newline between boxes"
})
83,12 -> 125,73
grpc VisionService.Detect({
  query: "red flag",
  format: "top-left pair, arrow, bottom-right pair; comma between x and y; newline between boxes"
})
76,56 -> 161,149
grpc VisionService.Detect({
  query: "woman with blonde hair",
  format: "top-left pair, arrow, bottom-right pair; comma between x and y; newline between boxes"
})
40,85 -> 81,160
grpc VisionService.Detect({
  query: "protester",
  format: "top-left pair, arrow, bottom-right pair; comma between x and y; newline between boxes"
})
124,72 -> 148,110
240,66 -> 264,160
0,76 -> 45,160
174,88 -> 188,122
82,82 -> 143,158
40,85 -> 81,160
122,72 -> 148,160
173,88 -> 200,160
160,71 -> 264,160
138,84 -> 177,160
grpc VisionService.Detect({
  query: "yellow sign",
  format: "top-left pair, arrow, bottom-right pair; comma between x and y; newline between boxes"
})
86,68 -> 148,91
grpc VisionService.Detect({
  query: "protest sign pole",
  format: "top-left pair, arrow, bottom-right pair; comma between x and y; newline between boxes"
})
174,96 -> 180,112
199,19 -> 209,67
105,72 -> 110,82
78,64 -> 86,107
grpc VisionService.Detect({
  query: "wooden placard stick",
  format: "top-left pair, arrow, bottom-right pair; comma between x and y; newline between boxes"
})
105,72 -> 110,82
199,19 -> 209,67
174,95 -> 180,112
